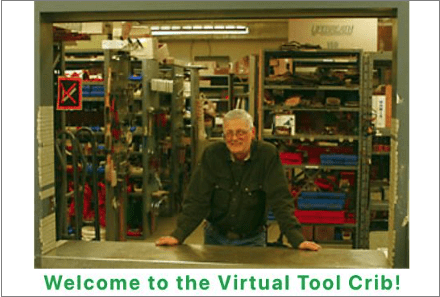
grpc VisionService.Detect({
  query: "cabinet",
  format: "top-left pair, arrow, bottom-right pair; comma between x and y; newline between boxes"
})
258,49 -> 370,248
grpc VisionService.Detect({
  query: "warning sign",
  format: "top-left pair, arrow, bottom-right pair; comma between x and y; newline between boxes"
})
57,77 -> 82,110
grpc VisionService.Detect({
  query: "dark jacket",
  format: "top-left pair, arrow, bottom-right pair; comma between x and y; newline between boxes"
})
171,139 -> 305,248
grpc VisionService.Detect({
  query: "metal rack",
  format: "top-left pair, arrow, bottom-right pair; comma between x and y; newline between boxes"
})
198,74 -> 233,137
368,52 -> 393,232
258,49 -> 370,248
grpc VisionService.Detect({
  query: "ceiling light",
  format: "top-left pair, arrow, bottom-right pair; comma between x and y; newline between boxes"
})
150,25 -> 249,36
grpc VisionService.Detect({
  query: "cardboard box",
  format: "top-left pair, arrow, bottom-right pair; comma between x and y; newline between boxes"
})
199,80 -> 211,87
385,85 -> 392,128
274,114 -> 295,135
272,58 -> 292,75
301,226 -> 314,241
131,37 -> 158,60
157,43 -> 170,63
314,226 -> 335,241
370,191 -> 382,201
214,67 -> 230,75
233,56 -> 250,75
196,61 -> 218,76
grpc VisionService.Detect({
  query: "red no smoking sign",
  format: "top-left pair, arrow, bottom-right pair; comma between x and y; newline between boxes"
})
57,77 -> 82,110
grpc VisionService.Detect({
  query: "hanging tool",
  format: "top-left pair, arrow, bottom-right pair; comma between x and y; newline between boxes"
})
75,127 -> 101,241
55,131 -> 87,240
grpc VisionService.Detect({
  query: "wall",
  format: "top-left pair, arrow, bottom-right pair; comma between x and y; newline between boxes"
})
288,18 -> 378,51
165,39 -> 286,64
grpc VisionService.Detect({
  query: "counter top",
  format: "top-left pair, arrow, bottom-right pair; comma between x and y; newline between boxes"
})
40,240 -> 390,268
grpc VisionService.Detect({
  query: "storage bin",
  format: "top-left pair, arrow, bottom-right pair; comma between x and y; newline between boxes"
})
320,154 -> 358,166
294,210 -> 346,224
280,152 -> 303,165
297,198 -> 345,210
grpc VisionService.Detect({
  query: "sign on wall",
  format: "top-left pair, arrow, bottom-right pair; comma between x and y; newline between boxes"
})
57,77 -> 83,110
288,18 -> 378,51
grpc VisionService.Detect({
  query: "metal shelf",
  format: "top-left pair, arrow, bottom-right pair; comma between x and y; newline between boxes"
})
371,201 -> 389,211
263,134 -> 359,141
301,223 -> 357,228
83,81 -> 104,85
375,128 -> 392,137
283,164 -> 358,171
208,99 -> 229,102
372,152 -> 390,156
199,86 -> 229,89
82,97 -> 104,102
200,75 -> 230,78
264,105 -> 360,112
264,84 -> 360,91
264,49 -> 362,58
128,192 -> 143,198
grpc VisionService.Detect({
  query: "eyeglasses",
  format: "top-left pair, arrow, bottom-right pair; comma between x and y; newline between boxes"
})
223,129 -> 251,139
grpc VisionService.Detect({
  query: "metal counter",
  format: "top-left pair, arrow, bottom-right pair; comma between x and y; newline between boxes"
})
40,241 -> 390,268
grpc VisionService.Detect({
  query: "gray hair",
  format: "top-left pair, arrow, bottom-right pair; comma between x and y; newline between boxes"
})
223,109 -> 254,130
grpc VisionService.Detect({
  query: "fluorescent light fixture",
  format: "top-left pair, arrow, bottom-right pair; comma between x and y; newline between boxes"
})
151,25 -> 249,36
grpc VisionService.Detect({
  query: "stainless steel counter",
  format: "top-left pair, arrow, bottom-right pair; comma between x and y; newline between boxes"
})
40,241 -> 390,268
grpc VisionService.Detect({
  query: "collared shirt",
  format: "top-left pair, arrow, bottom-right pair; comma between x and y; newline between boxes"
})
171,139 -> 305,248
230,151 -> 251,162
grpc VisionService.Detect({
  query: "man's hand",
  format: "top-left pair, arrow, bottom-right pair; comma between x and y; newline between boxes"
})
155,236 -> 180,246
298,241 -> 322,251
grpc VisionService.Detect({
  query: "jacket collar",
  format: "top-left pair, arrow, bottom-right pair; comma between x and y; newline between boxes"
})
225,139 -> 258,162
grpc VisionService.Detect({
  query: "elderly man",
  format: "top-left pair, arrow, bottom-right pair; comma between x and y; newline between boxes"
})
156,109 -> 321,251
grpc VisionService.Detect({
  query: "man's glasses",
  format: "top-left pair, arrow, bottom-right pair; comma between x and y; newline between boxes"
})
223,129 -> 251,139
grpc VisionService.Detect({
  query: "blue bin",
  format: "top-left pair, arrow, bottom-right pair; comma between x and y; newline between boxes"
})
320,154 -> 358,166
129,75 -> 142,81
297,198 -> 345,210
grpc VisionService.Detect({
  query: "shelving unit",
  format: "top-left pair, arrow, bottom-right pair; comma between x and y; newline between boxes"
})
368,52 -> 393,231
258,49 -> 370,248
54,46 -> 107,241
232,73 -> 249,110
125,58 -> 161,239
198,74 -> 232,137
102,48 -> 133,241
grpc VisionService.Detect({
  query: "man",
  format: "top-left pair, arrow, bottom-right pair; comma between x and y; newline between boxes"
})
156,109 -> 321,251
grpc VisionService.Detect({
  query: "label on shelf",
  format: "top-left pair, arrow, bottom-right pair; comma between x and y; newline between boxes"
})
372,95 -> 386,128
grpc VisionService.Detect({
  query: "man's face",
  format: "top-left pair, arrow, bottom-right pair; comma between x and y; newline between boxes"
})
223,118 -> 255,159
